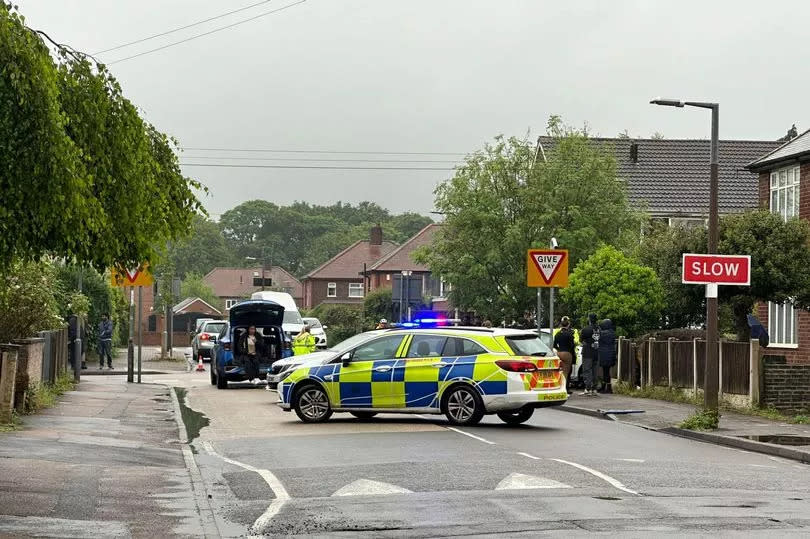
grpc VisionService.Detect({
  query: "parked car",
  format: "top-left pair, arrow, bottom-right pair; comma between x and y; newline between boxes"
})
191,319 -> 228,361
210,300 -> 287,389
276,327 -> 567,425
302,317 -> 328,349
191,317 -> 215,340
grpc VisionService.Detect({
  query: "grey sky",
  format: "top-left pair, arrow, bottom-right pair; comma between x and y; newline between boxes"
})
20,0 -> 808,218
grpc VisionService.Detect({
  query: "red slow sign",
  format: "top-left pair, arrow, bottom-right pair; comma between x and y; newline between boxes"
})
682,254 -> 751,286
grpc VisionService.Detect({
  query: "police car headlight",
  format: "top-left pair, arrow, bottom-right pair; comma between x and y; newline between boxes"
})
278,364 -> 301,381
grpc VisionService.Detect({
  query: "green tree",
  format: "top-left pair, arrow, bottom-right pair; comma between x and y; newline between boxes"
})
54,265 -> 114,350
417,122 -> 642,321
309,304 -> 362,344
719,211 -> 810,338
180,272 -> 222,311
561,246 -> 664,335
636,222 -> 707,329
0,5 -> 202,270
363,288 -> 393,329
0,261 -> 65,343
165,216 -> 235,278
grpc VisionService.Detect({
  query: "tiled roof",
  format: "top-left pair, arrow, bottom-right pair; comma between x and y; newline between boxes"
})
747,128 -> 810,170
203,266 -> 303,299
368,223 -> 440,272
538,137 -> 781,217
173,297 -> 221,315
304,240 -> 397,280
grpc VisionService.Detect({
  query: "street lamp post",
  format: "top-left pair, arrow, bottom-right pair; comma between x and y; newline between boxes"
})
650,97 -> 720,411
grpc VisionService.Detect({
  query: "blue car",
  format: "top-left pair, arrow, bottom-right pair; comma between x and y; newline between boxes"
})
210,300 -> 291,389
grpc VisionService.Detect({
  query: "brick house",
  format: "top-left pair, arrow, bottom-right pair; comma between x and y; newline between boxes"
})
302,225 -> 396,309
747,129 -> 810,365
361,223 -> 453,314
539,137 -> 781,224
203,266 -> 303,311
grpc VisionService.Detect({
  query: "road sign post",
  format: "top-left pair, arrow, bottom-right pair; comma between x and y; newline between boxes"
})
110,264 -> 153,383
681,253 -> 751,409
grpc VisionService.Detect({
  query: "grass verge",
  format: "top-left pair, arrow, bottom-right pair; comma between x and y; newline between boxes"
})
0,412 -> 22,432
23,372 -> 76,415
679,408 -> 720,430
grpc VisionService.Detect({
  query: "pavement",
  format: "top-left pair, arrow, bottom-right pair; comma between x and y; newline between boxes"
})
83,346 -> 193,376
560,392 -> 810,464
0,377 -> 211,538
2,368 -> 809,537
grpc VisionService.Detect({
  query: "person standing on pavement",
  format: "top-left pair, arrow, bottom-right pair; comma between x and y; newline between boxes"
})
579,313 -> 600,396
552,316 -> 577,394
597,319 -> 617,393
237,325 -> 264,385
98,314 -> 114,370
292,325 -> 316,356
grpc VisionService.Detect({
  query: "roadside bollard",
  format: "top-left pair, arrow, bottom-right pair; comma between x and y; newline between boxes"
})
127,338 -> 134,383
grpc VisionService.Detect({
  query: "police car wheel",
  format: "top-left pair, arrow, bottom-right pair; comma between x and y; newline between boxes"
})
294,385 -> 333,423
349,411 -> 377,420
497,407 -> 534,425
443,385 -> 484,426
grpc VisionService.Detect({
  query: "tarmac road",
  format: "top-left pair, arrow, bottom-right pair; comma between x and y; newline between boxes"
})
162,370 -> 810,537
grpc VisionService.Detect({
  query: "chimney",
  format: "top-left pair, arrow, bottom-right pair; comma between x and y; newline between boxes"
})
630,142 -> 639,164
370,224 -> 383,246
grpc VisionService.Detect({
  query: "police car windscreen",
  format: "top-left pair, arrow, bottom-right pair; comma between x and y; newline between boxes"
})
505,335 -> 551,357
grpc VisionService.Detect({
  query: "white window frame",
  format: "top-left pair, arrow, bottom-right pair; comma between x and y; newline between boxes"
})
225,299 -> 239,310
439,279 -> 451,298
770,165 -> 800,221
327,282 -> 337,298
768,301 -> 799,347
348,282 -> 364,298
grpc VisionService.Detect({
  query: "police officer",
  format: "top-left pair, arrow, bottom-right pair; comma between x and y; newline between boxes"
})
292,325 -> 317,356
375,318 -> 389,330
552,316 -> 577,394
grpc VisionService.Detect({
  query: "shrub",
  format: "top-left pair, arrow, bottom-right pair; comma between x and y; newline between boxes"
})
310,304 -> 362,344
679,408 -> 720,430
0,260 -> 64,343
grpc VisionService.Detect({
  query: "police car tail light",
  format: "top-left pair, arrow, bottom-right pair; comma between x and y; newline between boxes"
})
495,360 -> 537,373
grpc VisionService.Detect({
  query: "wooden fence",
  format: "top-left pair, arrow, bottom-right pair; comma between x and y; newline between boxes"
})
616,337 -> 752,396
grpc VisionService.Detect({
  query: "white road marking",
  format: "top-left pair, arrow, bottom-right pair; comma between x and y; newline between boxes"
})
748,464 -> 777,469
332,479 -> 412,496
615,458 -> 645,463
202,441 -> 290,535
517,452 -> 542,460
495,473 -> 571,490
446,427 -> 495,445
768,456 -> 790,464
551,458 -> 640,496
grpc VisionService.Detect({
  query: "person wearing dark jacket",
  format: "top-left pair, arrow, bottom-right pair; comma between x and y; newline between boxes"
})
597,319 -> 616,393
552,317 -> 577,394
237,325 -> 265,385
98,314 -> 114,369
579,313 -> 600,396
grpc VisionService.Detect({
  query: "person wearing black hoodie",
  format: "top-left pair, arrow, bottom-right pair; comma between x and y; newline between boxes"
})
597,319 -> 616,393
579,314 -> 600,396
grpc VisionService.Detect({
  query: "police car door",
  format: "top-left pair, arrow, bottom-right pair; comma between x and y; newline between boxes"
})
338,335 -> 404,409
392,334 -> 448,409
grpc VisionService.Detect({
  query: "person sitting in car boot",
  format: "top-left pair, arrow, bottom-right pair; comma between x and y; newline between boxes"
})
237,325 -> 265,385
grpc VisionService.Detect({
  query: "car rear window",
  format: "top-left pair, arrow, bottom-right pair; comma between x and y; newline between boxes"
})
505,335 -> 552,357
204,322 -> 226,335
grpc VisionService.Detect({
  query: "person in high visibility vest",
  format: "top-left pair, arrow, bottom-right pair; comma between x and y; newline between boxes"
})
292,325 -> 317,356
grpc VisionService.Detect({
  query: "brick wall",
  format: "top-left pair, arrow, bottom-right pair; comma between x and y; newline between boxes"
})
757,162 -> 810,365
761,355 -> 810,413
304,279 -> 365,309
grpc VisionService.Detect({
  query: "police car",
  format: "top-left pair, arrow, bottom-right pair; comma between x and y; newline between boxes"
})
275,327 -> 567,425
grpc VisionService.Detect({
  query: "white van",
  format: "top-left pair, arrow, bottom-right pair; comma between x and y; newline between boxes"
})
250,291 -> 305,338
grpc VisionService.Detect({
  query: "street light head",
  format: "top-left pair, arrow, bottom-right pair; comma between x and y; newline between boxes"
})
650,97 -> 685,107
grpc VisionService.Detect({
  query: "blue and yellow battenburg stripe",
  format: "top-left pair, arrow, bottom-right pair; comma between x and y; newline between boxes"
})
282,352 -> 565,409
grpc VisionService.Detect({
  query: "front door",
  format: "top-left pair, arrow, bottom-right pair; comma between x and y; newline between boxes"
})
337,335 -> 404,408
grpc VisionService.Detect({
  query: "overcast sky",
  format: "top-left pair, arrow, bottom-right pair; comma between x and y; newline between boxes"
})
19,0 -> 808,217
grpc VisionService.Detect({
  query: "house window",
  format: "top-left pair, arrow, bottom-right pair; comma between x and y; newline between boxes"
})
439,279 -> 451,298
327,282 -> 337,298
386,274 -> 391,281
428,276 -> 450,298
768,301 -> 798,346
348,283 -> 364,298
225,299 -> 239,310
668,217 -> 706,228
770,165 -> 800,221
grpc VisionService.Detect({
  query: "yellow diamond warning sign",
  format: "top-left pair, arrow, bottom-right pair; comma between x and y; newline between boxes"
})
110,263 -> 154,288
527,249 -> 569,288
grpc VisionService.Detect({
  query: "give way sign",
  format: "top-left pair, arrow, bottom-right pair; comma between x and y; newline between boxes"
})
682,254 -> 751,286
527,249 -> 569,287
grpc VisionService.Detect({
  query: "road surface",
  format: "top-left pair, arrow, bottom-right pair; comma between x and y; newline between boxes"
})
156,370 -> 810,537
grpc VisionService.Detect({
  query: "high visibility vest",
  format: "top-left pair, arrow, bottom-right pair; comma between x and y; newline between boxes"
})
292,333 -> 316,355
553,327 -> 581,346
